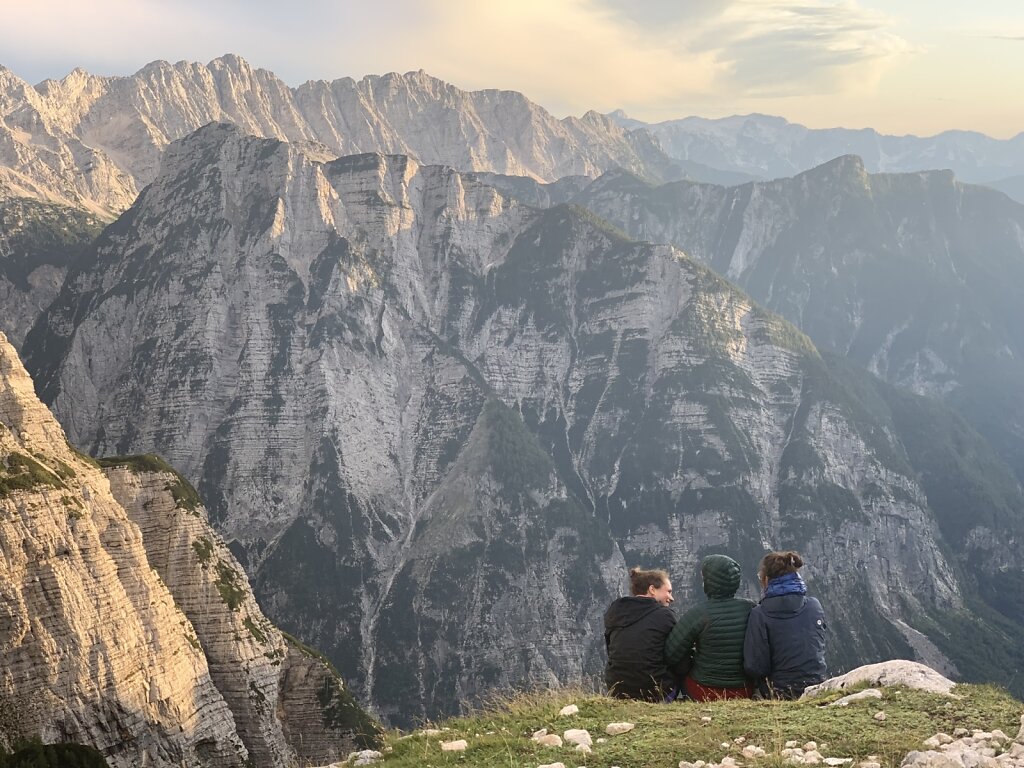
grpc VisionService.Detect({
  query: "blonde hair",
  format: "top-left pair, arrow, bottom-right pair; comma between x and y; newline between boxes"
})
629,567 -> 669,595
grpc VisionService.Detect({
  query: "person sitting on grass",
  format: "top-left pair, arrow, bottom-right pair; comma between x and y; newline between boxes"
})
604,566 -> 679,702
743,550 -> 827,699
664,554 -> 755,701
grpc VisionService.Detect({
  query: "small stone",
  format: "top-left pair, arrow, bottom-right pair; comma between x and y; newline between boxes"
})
534,734 -> 563,747
421,728 -> 442,736
954,728 -> 970,738
873,712 -> 887,721
533,728 -> 548,738
538,763 -> 567,768
702,716 -> 713,723
606,722 -> 635,735
742,745 -> 767,758
559,704 -> 579,717
576,743 -> 592,754
440,739 -> 467,752
803,750 -> 823,764
349,750 -> 383,766
786,741 -> 801,749
735,736 -> 747,744
804,742 -> 819,751
722,742 -> 733,749
564,729 -> 592,747
823,759 -> 853,766
857,762 -> 881,768
990,730 -> 1009,743
596,737 -> 607,743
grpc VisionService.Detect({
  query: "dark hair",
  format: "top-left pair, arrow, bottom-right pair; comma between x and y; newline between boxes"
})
758,551 -> 804,581
629,567 -> 669,596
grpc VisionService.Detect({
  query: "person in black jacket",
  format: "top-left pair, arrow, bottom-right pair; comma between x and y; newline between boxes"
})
743,551 -> 827,699
604,566 -> 678,701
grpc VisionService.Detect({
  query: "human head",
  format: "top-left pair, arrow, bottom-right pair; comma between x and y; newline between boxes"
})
629,567 -> 673,605
758,550 -> 804,584
701,554 -> 742,598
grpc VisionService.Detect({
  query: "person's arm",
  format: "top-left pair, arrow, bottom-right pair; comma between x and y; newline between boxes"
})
743,607 -> 771,680
664,607 -> 704,676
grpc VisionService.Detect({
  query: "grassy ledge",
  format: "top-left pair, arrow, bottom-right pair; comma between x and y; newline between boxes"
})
376,685 -> 1022,768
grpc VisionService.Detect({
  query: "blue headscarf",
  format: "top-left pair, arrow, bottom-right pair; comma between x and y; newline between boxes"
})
763,571 -> 807,599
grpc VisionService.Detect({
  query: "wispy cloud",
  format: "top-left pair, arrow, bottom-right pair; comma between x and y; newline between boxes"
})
0,0 -> 920,119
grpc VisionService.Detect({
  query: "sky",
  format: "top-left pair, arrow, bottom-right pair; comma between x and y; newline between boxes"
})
3,0 -> 1024,138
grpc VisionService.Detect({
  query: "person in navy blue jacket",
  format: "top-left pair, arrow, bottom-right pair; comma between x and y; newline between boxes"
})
743,551 -> 827,699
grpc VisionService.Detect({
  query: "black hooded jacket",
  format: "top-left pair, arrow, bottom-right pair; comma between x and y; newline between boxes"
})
604,596 -> 677,700
743,593 -> 827,697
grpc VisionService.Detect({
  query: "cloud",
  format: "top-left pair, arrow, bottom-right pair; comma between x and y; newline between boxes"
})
0,0 -> 916,120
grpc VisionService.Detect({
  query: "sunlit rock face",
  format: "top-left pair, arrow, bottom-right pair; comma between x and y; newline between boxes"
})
0,56 -> 677,216
0,330 -> 379,765
24,124 -> 1024,725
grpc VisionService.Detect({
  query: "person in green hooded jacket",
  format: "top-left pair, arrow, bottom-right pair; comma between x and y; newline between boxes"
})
665,554 -> 755,700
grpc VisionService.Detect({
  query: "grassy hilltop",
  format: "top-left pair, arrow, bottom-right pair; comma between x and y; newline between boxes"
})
373,684 -> 1023,768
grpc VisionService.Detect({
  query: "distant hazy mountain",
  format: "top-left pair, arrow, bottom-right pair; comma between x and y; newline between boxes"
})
610,111 -> 1024,198
0,56 -> 680,216
23,124 -> 1024,723
510,157 -> 1024,489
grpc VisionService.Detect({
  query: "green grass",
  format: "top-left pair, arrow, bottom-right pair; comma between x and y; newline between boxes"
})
0,452 -> 66,498
376,684 -> 1022,768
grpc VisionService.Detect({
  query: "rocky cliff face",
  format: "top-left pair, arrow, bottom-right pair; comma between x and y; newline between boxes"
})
24,124 -> 1023,723
0,194 -> 102,350
0,331 -> 379,765
565,160 -> 1024,488
0,56 -> 678,215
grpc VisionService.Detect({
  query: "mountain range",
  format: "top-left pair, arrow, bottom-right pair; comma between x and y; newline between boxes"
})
610,110 -> 1024,203
12,122 -> 1023,725
0,56 -> 1023,739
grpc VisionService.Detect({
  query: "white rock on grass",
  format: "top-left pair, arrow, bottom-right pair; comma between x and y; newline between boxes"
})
823,758 -> 853,766
348,750 -> 383,766
576,743 -> 592,754
440,739 -> 468,751
420,728 -> 443,736
830,689 -> 884,706
802,661 -> 956,698
538,763 -> 567,768
606,722 -> 636,735
873,712 -> 887,722
742,745 -> 767,758
533,734 -> 563,747
564,728 -> 593,747
786,741 -> 801,749
558,704 -> 579,717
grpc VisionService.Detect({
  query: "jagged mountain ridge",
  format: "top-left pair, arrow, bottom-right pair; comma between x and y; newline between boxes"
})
22,123 -> 1024,723
0,331 -> 379,766
610,111 -> 1024,194
0,55 -> 679,216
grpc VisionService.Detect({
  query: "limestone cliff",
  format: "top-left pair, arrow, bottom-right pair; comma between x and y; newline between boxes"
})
24,124 -> 1023,723
0,331 -> 379,764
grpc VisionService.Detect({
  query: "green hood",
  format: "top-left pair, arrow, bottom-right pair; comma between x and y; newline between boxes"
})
701,554 -> 741,598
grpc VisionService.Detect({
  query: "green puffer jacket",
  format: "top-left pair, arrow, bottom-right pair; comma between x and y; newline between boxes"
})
665,554 -> 754,688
